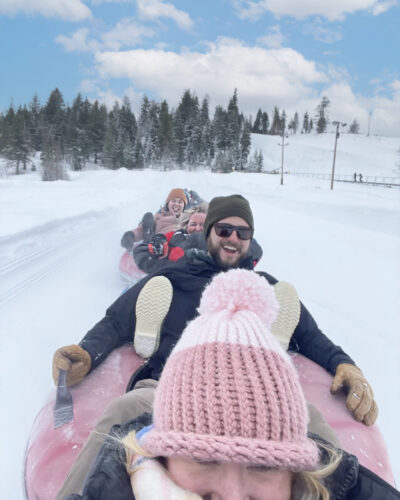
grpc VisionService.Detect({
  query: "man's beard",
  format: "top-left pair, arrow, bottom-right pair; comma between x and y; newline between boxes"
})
208,240 -> 245,270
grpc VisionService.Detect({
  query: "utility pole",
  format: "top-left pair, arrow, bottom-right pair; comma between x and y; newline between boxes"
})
367,112 -> 371,137
330,121 -> 346,190
278,126 -> 289,185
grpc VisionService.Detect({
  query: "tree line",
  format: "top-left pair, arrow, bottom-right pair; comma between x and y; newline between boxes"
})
0,88 -> 261,179
252,96 -> 360,136
0,89 -> 361,180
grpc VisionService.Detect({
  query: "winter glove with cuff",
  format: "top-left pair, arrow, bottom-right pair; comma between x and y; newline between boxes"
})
52,344 -> 91,387
121,231 -> 135,250
331,362 -> 378,426
148,234 -> 168,258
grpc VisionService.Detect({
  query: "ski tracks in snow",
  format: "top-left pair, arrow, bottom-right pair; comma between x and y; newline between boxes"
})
0,210 -> 117,308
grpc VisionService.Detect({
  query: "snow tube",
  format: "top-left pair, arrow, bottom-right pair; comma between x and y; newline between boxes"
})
24,349 -> 395,499
118,250 -> 146,283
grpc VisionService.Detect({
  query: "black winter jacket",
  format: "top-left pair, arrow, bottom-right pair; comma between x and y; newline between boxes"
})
80,250 -> 353,381
63,415 -> 400,500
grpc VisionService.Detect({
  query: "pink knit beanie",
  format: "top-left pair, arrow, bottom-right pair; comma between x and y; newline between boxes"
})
142,269 -> 318,470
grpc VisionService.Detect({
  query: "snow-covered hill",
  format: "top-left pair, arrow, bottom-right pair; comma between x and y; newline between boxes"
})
0,135 -> 399,498
252,132 -> 400,178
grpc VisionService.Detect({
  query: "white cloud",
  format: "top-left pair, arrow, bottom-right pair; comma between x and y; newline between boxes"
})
0,0 -> 92,21
56,28 -> 99,52
136,0 -> 194,30
94,38 -> 328,111
389,79 -> 400,92
234,0 -> 397,21
372,0 -> 398,14
79,79 -> 101,94
101,18 -> 155,50
302,19 -> 342,43
91,38 -> 400,135
257,25 -> 286,48
292,82 -> 400,137
56,19 -> 155,53
89,0 -> 130,4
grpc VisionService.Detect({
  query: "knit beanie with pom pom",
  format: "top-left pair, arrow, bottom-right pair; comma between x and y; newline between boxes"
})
142,269 -> 318,470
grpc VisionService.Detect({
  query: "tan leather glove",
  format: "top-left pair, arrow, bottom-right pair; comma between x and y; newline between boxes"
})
331,363 -> 378,426
52,344 -> 91,387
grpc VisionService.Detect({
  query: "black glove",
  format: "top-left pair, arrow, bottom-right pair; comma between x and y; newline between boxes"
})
148,234 -> 168,258
121,231 -> 135,250
169,229 -> 188,247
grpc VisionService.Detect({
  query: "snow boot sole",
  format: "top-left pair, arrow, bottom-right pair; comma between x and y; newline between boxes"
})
141,212 -> 156,243
134,276 -> 173,359
271,281 -> 301,350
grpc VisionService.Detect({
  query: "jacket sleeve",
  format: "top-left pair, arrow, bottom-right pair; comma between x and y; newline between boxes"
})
65,436 -> 134,500
133,242 -> 159,274
79,277 -> 152,371
348,465 -> 400,499
61,415 -> 153,500
289,301 -> 354,375
257,271 -> 354,375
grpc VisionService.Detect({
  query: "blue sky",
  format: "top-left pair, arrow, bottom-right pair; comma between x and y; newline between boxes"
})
1,0 -> 399,135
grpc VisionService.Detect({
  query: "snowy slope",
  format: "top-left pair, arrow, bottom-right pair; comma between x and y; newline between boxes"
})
251,132 -> 400,178
0,136 -> 399,498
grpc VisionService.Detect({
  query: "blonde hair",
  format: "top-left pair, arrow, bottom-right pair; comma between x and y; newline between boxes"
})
122,431 -> 342,500
180,202 -> 208,230
292,441 -> 342,500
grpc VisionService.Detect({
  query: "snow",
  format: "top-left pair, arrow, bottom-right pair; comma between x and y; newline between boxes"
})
0,133 -> 399,497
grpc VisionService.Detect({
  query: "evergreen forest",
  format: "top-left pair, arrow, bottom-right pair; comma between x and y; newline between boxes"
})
0,88 -> 338,180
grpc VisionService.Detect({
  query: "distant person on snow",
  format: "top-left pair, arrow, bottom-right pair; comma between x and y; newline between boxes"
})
120,188 -> 188,250
53,194 -> 378,499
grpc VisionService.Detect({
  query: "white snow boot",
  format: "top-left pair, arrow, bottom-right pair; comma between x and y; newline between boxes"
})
134,276 -> 173,358
271,281 -> 301,350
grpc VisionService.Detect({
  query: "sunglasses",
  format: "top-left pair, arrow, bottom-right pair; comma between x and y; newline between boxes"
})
214,223 -> 253,240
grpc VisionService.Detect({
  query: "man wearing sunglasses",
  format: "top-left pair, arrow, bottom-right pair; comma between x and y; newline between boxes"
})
54,194 -> 377,499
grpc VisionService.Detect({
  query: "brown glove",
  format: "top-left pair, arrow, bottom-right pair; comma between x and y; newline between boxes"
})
331,363 -> 378,426
52,344 -> 91,387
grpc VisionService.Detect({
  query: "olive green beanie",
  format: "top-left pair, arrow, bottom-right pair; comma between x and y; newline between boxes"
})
204,194 -> 254,238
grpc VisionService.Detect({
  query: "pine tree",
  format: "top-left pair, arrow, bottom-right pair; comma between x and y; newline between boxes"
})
199,96 -> 212,165
349,119 -> 360,134
247,149 -> 264,172
14,106 -> 32,172
43,88 -> 66,148
315,96 -> 330,134
41,130 -> 67,181
173,90 -> 202,168
261,112 -> 269,134
270,107 -> 281,135
302,112 -> 309,133
29,94 -> 43,152
65,93 -> 85,170
252,109 -> 263,134
226,89 -> 242,170
1,105 -> 32,174
119,96 -> 138,168
157,100 -> 173,169
239,119 -> 252,170
279,110 -> 287,136
103,102 -> 120,169
88,101 -> 107,164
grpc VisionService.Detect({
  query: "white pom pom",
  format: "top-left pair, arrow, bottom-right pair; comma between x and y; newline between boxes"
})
198,269 -> 279,327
